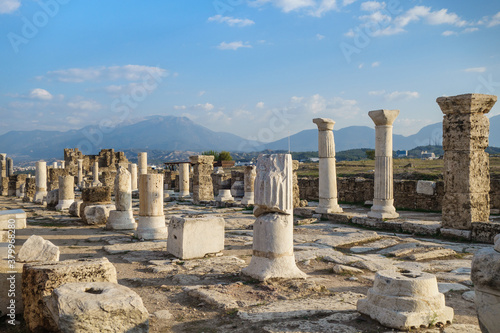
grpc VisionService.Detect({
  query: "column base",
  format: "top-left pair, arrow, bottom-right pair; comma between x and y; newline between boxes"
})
56,199 -> 74,211
316,198 -> 343,214
241,192 -> 255,205
242,255 -> 307,282
135,216 -> 168,240
368,200 -> 399,219
33,191 -> 47,204
106,210 -> 137,230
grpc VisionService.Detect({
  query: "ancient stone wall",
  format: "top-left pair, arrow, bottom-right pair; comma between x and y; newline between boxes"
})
8,174 -> 27,196
47,168 -> 70,191
212,172 -> 232,196
64,148 -> 129,176
24,178 -> 36,202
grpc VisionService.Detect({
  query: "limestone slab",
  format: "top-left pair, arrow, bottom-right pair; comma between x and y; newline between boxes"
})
17,235 -> 59,263
0,209 -> 27,230
349,238 -> 400,253
104,241 -> 166,254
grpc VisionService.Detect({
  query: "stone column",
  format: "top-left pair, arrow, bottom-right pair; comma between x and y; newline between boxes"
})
178,163 -> 190,197
138,152 -> 147,175
34,161 -> 47,203
107,167 -> 137,230
437,93 -> 497,229
128,163 -> 138,191
135,174 -> 168,240
313,118 -> 342,214
52,162 -> 58,169
77,159 -> 84,187
189,155 -> 214,204
241,165 -> 256,205
56,175 -> 75,211
92,162 -> 101,186
0,154 -> 6,179
368,109 -> 399,219
60,161 -> 65,169
242,154 -> 306,281
6,158 -> 13,177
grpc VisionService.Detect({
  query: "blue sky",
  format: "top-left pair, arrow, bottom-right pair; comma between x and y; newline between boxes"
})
1,0 -> 500,145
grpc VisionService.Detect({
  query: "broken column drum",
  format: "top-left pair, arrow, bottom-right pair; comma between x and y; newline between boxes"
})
189,155 -> 214,204
242,154 -> 306,281
138,152 -> 147,175
55,175 -> 75,211
107,167 -> 137,230
241,165 -> 256,205
34,161 -> 47,203
77,159 -> 84,187
135,174 -> 167,240
368,109 -> 399,219
437,93 -> 497,230
0,154 -> 6,178
52,161 -> 58,169
313,118 -> 342,214
178,162 -> 190,197
128,163 -> 138,191
92,162 -> 101,186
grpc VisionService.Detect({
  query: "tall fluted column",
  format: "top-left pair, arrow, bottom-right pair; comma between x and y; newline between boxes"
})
368,109 -> 399,219
77,159 -> 84,187
56,175 -> 75,211
128,163 -> 138,191
241,165 -> 256,205
178,163 -> 190,197
313,118 -> 342,214
107,166 -> 137,230
138,152 -> 147,175
437,93 -> 497,229
92,161 -> 101,186
242,154 -> 306,281
34,161 -> 47,204
135,174 -> 168,240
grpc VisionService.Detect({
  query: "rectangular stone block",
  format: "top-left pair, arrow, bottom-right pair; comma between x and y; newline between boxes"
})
443,151 -> 489,193
442,113 -> 489,150
0,209 -> 27,230
442,192 -> 489,229
416,181 -> 436,196
167,216 -> 225,259
22,257 -> 117,332
189,155 -> 214,164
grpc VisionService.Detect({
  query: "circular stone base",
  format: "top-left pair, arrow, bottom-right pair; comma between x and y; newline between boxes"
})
135,216 -> 168,240
56,199 -> 74,211
106,210 -> 137,230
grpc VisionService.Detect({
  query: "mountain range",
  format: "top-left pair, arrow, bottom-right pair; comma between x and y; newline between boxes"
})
2,114 -> 500,161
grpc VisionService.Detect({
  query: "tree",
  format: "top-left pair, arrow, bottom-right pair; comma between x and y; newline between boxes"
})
202,150 -> 219,161
218,151 -> 232,161
365,150 -> 375,160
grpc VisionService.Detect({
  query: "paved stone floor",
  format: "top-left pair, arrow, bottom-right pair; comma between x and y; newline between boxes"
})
0,195 -> 488,332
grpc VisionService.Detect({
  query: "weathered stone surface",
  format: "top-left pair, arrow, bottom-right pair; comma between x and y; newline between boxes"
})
216,189 -> 234,202
17,235 -> 59,263
80,186 -> 112,220
56,175 -> 75,211
83,204 -> 115,225
231,180 -> 244,198
241,165 -> 256,205
0,209 -> 26,230
107,166 -> 137,230
104,241 -> 167,254
438,283 -> 469,294
349,238 -> 400,253
22,257 -> 117,332
262,319 -> 359,333
136,173 -> 168,240
406,248 -> 456,261
46,282 -> 149,333
190,155 -> 214,203
184,285 -> 246,309
401,220 -> 440,235
46,189 -> 59,208
315,230 -> 380,248
357,270 -> 454,330
416,180 -> 436,195
69,200 -> 82,217
332,264 -> 363,275
167,215 -> 225,259
462,290 -> 475,302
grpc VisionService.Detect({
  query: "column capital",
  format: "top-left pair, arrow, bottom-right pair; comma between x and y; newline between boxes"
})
313,118 -> 335,131
437,93 -> 497,115
369,109 -> 399,126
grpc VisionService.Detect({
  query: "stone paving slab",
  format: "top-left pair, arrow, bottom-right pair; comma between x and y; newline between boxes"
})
315,231 -> 381,248
438,282 -> 470,294
103,241 -> 167,254
350,238 -> 400,253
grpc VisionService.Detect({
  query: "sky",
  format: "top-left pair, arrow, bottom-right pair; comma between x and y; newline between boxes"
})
1,0 -> 500,145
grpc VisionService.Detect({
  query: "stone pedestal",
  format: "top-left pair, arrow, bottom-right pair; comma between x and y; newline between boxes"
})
437,93 -> 497,230
216,189 -> 234,202
92,162 -> 101,187
313,118 -> 342,214
178,162 -> 190,197
189,155 -> 214,204
60,161 -> 65,169
56,175 -> 75,211
52,161 -> 58,169
77,159 -> 84,187
241,166 -> 256,205
107,167 -> 136,230
242,154 -> 306,281
367,110 -> 399,219
34,161 -> 47,204
138,152 -> 147,175
128,163 -> 138,191
135,174 -> 167,240
357,270 -> 453,330
0,154 -> 6,179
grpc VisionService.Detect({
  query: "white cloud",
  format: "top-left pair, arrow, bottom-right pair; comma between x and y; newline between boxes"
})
0,0 -> 20,14
309,0 -> 337,17
368,90 -> 385,96
488,12 -> 500,27
360,1 -> 385,12
29,88 -> 53,101
359,11 -> 391,24
249,0 -> 337,17
358,63 -> 364,69
342,0 -> 356,6
344,29 -> 355,37
217,41 -> 252,50
463,27 -> 478,33
198,91 -> 206,97
67,98 -> 102,111
385,90 -> 419,101
208,15 -> 255,27
45,65 -> 168,83
371,61 -> 380,67
442,30 -> 457,36
173,105 -> 187,110
464,67 -> 486,73
256,102 -> 265,108
316,33 -> 325,40
290,96 -> 304,103
194,103 -> 215,111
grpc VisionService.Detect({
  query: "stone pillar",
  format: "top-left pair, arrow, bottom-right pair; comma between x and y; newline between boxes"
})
6,158 -> 13,177
77,159 -> 84,187
135,174 -> 167,240
189,155 -> 214,204
92,162 -> 101,187
0,154 -> 6,179
367,110 -> 399,219
107,167 -> 137,230
52,162 -> 58,169
128,163 -> 138,191
60,161 -> 65,169
437,93 -> 497,229
138,152 -> 147,175
56,175 -> 75,211
34,161 -> 47,203
178,163 -> 190,197
241,165 -> 256,205
242,154 -> 306,281
313,118 -> 342,214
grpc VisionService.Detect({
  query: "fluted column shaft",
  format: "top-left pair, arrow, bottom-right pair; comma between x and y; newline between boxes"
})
178,163 -> 190,197
34,161 -> 47,203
